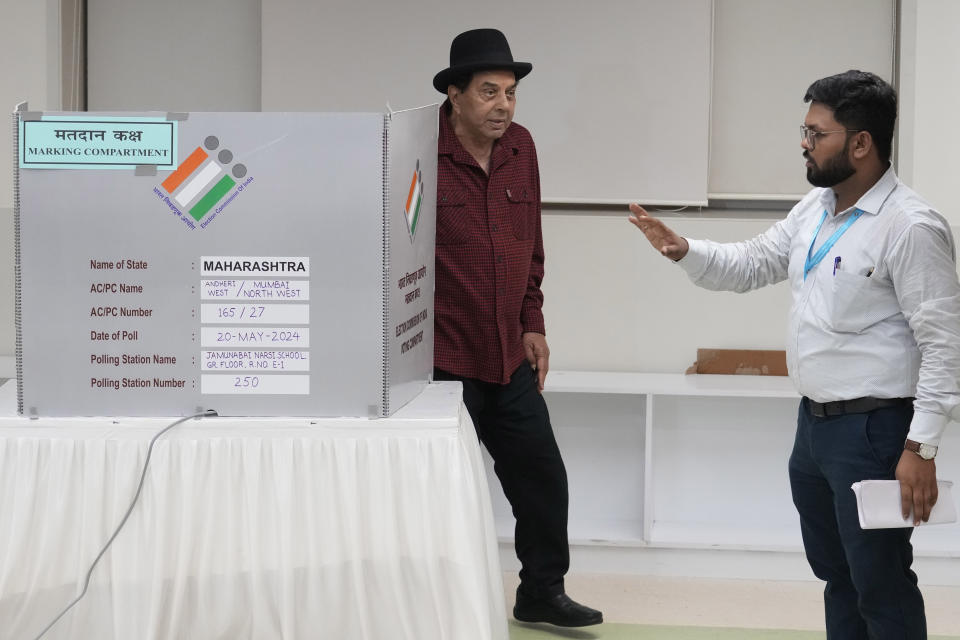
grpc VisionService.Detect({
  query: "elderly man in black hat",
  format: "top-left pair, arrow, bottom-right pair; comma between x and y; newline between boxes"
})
431,29 -> 603,628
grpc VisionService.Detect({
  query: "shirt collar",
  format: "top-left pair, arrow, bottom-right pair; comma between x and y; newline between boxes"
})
437,101 -> 461,159
817,165 -> 899,216
854,165 -> 898,215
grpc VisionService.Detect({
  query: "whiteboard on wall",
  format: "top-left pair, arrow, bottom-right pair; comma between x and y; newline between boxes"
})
86,0 -> 262,112
83,0 -> 899,206
261,0 -> 712,206
710,0 -> 896,200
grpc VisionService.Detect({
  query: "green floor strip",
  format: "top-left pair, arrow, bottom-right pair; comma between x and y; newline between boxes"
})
509,621 -> 960,640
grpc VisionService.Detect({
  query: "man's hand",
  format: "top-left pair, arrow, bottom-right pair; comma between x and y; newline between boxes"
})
628,203 -> 690,261
895,451 -> 938,525
522,332 -> 550,392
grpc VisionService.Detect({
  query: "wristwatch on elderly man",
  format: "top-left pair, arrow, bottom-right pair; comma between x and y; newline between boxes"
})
904,439 -> 938,460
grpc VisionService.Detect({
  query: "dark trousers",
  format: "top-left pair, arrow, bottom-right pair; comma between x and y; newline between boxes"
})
435,363 -> 570,597
788,398 -> 926,639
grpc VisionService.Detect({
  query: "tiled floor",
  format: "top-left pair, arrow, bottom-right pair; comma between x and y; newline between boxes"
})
503,572 -> 960,636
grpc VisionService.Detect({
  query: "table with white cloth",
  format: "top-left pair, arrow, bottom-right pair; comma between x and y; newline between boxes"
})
0,380 -> 507,640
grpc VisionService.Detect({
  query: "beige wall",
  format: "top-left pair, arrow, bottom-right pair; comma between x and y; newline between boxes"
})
1,1 -> 54,360
540,208 -> 960,374
3,0 -> 960,373
541,210 -> 792,373
898,0 -> 960,222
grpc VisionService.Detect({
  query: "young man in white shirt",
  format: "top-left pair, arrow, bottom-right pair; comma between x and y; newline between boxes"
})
629,70 -> 960,639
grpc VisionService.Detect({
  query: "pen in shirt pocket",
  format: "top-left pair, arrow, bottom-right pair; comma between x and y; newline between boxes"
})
866,267 -> 875,277
833,256 -> 841,276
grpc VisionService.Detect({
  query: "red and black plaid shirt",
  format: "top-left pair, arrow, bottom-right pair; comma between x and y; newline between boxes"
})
434,102 -> 546,384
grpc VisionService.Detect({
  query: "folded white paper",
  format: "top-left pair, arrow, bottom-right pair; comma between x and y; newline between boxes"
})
851,480 -> 957,529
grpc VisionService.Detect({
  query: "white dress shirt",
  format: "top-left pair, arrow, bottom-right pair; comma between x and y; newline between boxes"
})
678,167 -> 960,446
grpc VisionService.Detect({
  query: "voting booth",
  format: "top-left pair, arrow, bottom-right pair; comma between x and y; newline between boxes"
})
6,104 -> 513,640
14,104 -> 438,417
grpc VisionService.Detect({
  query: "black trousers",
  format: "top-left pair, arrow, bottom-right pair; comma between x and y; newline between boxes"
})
789,399 -> 926,639
435,363 -> 570,597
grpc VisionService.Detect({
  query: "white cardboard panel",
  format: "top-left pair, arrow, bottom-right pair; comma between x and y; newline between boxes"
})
16,108 -> 438,417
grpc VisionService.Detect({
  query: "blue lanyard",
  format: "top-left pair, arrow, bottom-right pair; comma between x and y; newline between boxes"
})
803,208 -> 864,280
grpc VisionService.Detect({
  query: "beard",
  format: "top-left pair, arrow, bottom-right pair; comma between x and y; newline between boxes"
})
805,143 -> 855,188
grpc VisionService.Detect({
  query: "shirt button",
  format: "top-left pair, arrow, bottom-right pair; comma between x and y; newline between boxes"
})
491,224 -> 498,232
496,255 -> 504,264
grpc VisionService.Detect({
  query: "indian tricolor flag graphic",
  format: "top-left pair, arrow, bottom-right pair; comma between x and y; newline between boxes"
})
162,138 -> 243,221
404,159 -> 423,239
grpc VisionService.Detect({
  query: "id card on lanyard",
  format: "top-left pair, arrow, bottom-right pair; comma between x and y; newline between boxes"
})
803,208 -> 864,280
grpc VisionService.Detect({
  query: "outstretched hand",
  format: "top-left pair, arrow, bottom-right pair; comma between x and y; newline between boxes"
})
628,203 -> 689,261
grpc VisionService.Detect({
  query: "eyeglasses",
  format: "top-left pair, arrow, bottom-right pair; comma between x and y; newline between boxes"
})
800,125 -> 860,150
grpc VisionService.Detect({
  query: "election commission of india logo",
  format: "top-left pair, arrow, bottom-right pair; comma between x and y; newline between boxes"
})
403,159 -> 424,242
153,135 -> 252,230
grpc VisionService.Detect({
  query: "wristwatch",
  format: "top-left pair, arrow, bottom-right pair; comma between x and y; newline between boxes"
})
904,439 -> 938,460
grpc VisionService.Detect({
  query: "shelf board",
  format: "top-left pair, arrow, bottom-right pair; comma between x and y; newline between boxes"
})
544,371 -> 800,399
497,516 -> 960,557
0,378 -> 17,417
648,521 -> 803,552
495,517 -> 647,547
0,356 -> 14,379
911,524 -> 960,557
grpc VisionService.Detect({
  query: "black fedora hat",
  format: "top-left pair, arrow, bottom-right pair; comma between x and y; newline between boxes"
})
433,28 -> 532,93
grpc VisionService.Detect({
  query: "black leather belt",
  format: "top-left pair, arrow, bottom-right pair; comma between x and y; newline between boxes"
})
805,396 -> 913,418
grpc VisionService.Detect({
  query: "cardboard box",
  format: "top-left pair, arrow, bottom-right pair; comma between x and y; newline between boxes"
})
686,349 -> 788,376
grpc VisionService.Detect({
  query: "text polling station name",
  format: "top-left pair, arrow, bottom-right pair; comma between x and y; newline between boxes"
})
200,257 -> 310,395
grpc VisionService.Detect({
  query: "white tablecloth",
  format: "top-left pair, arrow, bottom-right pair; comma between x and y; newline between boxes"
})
0,380 -> 507,640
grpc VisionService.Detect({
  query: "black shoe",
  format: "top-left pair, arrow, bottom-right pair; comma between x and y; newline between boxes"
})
513,590 -> 603,627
